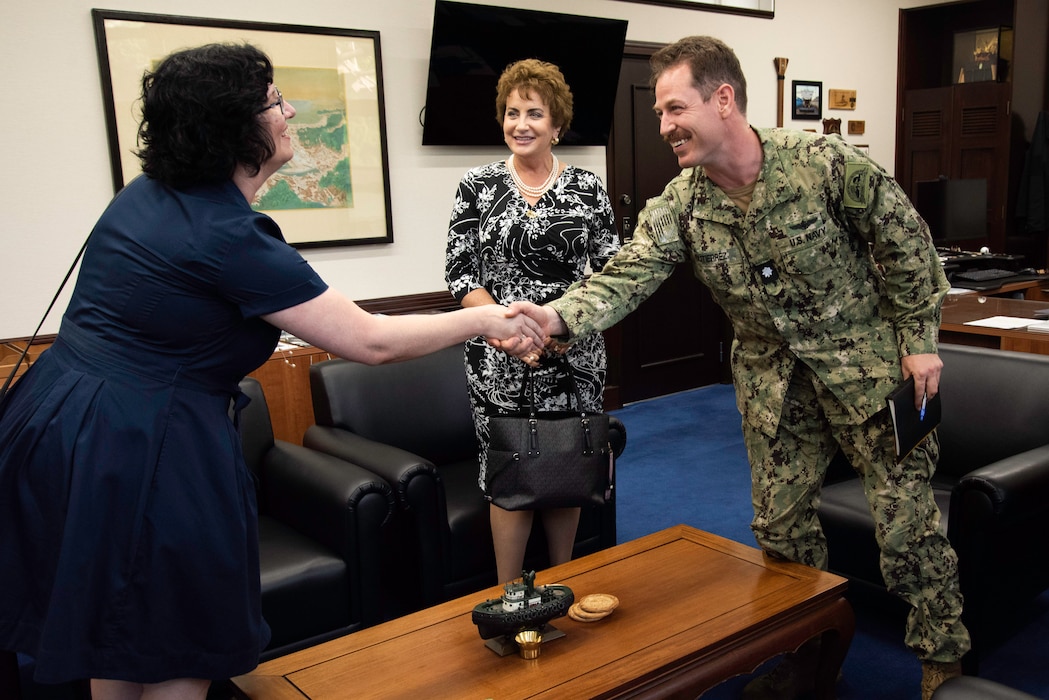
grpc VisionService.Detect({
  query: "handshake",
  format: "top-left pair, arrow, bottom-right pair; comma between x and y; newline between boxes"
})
486,301 -> 570,368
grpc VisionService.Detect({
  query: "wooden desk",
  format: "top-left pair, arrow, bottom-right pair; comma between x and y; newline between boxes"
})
232,525 -> 853,700
940,295 -> 1049,356
968,278 -> 1049,300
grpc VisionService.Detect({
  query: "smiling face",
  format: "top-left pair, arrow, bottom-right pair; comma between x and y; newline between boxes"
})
653,63 -> 726,170
502,88 -> 559,161
257,84 -> 296,178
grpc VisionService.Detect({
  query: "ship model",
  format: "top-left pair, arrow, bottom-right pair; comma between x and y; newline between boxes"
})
471,570 -> 574,640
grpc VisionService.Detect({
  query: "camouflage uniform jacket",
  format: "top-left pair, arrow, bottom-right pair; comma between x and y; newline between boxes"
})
549,128 -> 949,437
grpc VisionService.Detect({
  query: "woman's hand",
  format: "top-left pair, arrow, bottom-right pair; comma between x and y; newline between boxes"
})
480,304 -> 547,361
486,301 -> 553,367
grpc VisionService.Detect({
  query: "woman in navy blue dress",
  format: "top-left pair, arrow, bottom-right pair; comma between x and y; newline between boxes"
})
0,44 -> 543,698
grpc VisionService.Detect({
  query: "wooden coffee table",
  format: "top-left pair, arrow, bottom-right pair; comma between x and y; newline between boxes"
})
232,524 -> 853,699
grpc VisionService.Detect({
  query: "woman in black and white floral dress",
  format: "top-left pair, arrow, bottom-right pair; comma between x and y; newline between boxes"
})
445,59 -> 620,584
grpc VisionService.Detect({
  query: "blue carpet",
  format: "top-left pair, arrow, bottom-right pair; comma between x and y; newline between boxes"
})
611,383 -> 1049,699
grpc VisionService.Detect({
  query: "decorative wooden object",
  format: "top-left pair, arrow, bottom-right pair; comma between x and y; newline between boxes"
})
823,118 -> 842,135
774,57 -> 789,127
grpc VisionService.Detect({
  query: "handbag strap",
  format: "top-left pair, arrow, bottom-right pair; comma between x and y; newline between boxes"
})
518,355 -> 601,457
0,235 -> 90,407
518,354 -> 588,417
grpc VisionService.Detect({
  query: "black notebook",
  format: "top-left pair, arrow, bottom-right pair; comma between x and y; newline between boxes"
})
886,377 -> 941,463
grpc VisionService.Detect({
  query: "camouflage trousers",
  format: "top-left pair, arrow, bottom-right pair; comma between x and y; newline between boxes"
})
743,362 -> 971,663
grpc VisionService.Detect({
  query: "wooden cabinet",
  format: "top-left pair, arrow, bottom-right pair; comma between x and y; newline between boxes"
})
897,0 -> 1048,264
900,82 -> 1011,250
248,345 -> 334,445
1,340 -> 52,387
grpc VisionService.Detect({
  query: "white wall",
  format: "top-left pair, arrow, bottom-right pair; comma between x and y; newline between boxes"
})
1,0 -> 948,338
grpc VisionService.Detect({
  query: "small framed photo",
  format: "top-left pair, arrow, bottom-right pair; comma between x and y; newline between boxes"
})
848,120 -> 866,136
828,89 -> 856,110
952,27 -> 1012,84
791,80 -> 822,120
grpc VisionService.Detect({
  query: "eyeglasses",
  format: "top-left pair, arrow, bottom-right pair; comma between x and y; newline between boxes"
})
257,87 -> 284,116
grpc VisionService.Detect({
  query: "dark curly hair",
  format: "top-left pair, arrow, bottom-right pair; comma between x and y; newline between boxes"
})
495,59 -> 573,133
136,43 -> 275,187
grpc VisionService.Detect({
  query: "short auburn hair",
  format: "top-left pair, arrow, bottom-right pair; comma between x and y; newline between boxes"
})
494,58 -> 573,132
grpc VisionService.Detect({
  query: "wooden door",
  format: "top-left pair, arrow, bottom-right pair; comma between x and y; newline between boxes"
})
604,47 -> 729,406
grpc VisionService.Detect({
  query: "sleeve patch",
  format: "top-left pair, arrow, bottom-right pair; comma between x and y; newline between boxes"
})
643,198 -> 680,245
844,162 -> 872,209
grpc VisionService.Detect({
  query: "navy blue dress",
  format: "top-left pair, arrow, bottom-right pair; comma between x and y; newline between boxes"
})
0,176 -> 327,683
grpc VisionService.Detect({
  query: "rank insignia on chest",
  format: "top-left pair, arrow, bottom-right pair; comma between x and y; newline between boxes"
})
754,261 -> 778,284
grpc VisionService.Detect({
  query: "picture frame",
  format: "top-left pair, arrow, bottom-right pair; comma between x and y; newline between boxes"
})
791,80 -> 822,120
92,9 -> 393,248
608,0 -> 774,18
952,26 -> 1012,84
828,89 -> 856,110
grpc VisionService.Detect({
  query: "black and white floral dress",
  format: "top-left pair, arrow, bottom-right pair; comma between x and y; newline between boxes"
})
445,161 -> 620,489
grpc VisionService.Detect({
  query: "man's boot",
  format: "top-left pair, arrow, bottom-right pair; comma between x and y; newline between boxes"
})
920,660 -> 962,700
741,637 -> 821,699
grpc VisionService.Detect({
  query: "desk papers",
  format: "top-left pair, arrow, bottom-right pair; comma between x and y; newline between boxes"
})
963,316 -> 1040,329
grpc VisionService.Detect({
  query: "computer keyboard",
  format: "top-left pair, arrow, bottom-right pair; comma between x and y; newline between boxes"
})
953,268 -> 1018,282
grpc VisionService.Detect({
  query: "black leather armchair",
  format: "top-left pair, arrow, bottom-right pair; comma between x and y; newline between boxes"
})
818,344 -> 1049,664
303,344 -> 625,613
238,377 -> 395,660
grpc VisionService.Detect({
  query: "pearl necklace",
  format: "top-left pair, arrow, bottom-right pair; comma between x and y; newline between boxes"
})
507,154 -> 560,198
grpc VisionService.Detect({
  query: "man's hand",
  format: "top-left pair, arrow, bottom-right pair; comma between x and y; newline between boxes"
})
507,301 -> 568,338
489,302 -> 570,367
901,353 -> 943,410
480,303 -> 547,363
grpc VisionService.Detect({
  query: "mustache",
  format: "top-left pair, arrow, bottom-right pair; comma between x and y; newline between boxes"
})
664,132 -> 688,145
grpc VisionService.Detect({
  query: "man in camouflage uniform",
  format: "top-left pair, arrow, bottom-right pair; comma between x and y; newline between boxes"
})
515,36 -> 970,699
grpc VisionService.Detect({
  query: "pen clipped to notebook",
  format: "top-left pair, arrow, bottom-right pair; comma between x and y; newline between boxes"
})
887,377 -> 941,463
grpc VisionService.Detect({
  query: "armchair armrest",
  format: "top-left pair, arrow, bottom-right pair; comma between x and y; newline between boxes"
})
948,443 -> 1049,636
303,425 -> 440,506
304,424 -> 450,605
951,443 -> 1049,529
260,440 -> 395,560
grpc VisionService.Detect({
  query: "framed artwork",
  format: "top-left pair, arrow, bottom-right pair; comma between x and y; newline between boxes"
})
952,27 -> 1011,84
791,80 -> 822,120
92,9 -> 393,248
609,0 -> 774,18
828,89 -> 856,110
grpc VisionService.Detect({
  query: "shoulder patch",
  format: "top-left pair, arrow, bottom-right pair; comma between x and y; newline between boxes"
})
843,162 -> 872,209
643,198 -> 680,245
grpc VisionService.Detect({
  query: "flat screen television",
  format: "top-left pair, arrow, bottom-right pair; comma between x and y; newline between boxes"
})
912,177 -> 988,245
421,1 -> 628,147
